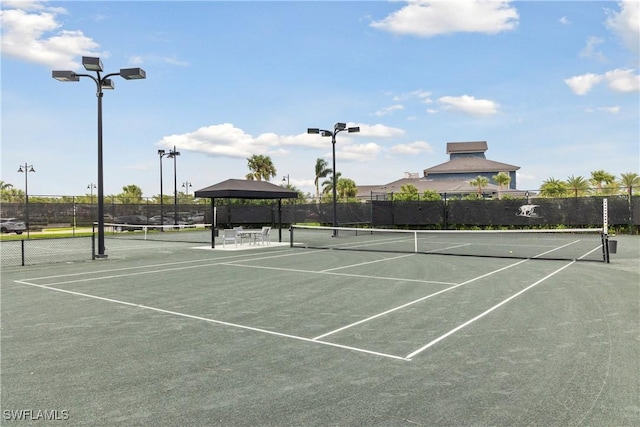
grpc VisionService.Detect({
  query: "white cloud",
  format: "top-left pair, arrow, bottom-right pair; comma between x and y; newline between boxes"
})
579,36 -> 605,62
565,69 -> 639,95
371,0 -> 519,37
157,123 -> 385,160
373,104 -> 405,117
0,3 -> 103,69
438,95 -> 499,116
564,73 -> 604,95
605,0 -> 640,54
393,89 -> 432,102
586,106 -> 620,114
604,68 -> 640,92
559,16 -> 571,25
337,143 -> 382,162
354,123 -> 406,138
389,141 -> 433,155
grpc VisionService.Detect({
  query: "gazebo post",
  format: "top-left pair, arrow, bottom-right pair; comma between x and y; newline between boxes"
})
211,197 -> 216,248
278,198 -> 282,242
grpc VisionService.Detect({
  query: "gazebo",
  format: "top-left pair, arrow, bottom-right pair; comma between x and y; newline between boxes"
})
194,179 -> 298,248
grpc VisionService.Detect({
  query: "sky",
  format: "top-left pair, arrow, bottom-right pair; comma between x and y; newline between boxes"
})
1,0 -> 639,198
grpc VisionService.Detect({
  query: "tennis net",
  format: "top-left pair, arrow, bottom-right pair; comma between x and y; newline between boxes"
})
290,225 -> 610,262
100,223 -> 213,244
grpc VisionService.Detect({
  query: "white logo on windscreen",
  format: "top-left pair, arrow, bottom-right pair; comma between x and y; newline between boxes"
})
516,204 -> 539,218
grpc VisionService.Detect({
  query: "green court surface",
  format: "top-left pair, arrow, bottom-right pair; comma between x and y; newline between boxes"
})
1,235 -> 638,425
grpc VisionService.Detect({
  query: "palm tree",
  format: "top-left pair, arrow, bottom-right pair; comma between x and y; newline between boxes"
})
336,178 -> 357,201
321,172 -> 341,196
565,175 -> 590,197
590,170 -> 615,193
245,155 -> 276,181
314,158 -> 332,205
619,172 -> 640,196
470,176 -> 489,195
539,177 -> 568,197
492,172 -> 511,199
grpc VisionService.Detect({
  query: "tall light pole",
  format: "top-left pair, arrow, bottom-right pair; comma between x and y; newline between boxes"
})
307,123 -> 360,236
182,181 -> 192,196
158,149 -> 169,223
167,146 -> 180,225
17,163 -> 35,238
87,183 -> 96,223
53,56 -> 146,258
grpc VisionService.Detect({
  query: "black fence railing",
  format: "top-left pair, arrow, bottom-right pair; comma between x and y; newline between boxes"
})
1,196 -> 638,233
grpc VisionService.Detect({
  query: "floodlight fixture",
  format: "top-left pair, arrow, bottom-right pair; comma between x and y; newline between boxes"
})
52,71 -> 79,82
321,130 -> 332,137
335,122 -> 347,131
101,79 -> 115,90
348,126 -> 360,133
82,56 -> 103,72
120,68 -> 146,80
307,128 -> 320,134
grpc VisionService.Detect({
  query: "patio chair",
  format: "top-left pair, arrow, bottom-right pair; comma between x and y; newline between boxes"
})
234,226 -> 250,245
222,228 -> 238,248
255,226 -> 271,245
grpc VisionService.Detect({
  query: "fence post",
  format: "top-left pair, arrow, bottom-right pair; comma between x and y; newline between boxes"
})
21,239 -> 25,266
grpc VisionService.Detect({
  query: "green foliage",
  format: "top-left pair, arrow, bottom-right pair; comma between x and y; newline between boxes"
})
422,190 -> 442,201
245,154 -> 277,181
393,184 -> 419,201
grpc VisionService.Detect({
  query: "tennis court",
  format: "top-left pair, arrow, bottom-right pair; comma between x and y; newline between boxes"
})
1,231 -> 638,425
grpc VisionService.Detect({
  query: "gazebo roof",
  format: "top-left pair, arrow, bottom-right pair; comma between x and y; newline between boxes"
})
194,178 -> 298,199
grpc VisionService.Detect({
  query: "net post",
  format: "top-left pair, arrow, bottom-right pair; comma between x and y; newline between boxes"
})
414,231 -> 418,253
289,226 -> 294,248
91,222 -> 96,260
603,198 -> 608,236
21,239 -> 25,266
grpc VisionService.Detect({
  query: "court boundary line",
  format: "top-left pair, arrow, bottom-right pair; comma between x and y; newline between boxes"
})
312,258 -> 529,340
13,279 -> 410,362
405,260 -> 576,359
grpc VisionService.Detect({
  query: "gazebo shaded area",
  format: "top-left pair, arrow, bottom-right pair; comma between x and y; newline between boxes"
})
194,179 -> 298,248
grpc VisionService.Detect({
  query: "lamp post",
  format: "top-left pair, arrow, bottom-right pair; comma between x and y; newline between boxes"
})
53,56 -> 146,258
282,175 -> 289,186
87,183 -> 96,224
307,123 -> 359,236
167,146 -> 180,225
17,163 -> 35,238
182,181 -> 192,196
158,149 -> 170,225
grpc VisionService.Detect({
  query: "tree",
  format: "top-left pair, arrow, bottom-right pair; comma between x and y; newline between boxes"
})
119,185 -> 143,203
422,190 -> 442,201
245,155 -> 276,181
469,176 -> 489,195
492,172 -> 511,199
393,184 -> 419,201
336,177 -> 357,201
619,172 -> 640,196
314,158 -> 332,205
590,170 -> 615,193
539,177 -> 568,197
565,175 -> 590,197
321,172 -> 341,195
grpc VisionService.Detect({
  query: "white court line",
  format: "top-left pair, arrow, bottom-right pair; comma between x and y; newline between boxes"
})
405,261 -> 576,359
312,259 -> 529,340
319,253 -> 415,272
13,280 -> 409,362
219,262 -> 457,286
19,248 -> 306,282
